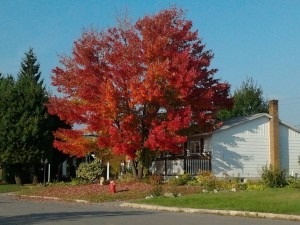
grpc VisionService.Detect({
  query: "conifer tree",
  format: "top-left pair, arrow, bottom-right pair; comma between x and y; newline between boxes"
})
218,77 -> 268,120
0,48 -> 66,184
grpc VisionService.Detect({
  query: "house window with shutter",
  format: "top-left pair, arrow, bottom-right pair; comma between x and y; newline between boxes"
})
189,139 -> 204,154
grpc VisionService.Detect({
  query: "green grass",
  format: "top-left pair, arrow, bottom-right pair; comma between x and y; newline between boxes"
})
0,184 -> 30,193
136,188 -> 300,215
6,181 -> 300,216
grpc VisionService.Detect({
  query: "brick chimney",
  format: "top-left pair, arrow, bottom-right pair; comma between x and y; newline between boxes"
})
269,100 -> 280,166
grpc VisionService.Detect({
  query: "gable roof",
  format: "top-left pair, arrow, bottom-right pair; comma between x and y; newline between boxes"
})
216,113 -> 300,133
188,114 -> 271,139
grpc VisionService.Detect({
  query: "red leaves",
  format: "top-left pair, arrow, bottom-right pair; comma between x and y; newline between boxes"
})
48,7 -> 232,159
145,107 -> 191,153
53,129 -> 92,157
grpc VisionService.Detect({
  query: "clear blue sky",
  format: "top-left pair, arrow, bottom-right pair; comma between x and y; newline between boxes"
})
1,0 -> 300,127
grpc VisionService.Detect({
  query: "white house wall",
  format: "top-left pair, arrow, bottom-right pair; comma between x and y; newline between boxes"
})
279,124 -> 300,176
211,117 -> 270,178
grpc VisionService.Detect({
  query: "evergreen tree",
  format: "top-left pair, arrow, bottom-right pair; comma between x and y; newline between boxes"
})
0,48 -> 67,184
19,48 -> 41,83
218,77 -> 268,120
0,74 -> 18,182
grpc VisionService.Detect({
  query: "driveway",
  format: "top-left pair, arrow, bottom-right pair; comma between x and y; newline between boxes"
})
0,194 -> 299,225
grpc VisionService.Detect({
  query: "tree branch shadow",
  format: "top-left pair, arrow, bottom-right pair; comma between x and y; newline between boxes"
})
0,210 -> 156,225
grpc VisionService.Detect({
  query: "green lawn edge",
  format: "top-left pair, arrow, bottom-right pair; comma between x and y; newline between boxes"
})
135,188 -> 300,215
0,184 -> 30,193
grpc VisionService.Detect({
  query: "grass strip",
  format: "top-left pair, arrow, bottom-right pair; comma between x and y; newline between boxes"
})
136,188 -> 300,215
0,184 -> 30,193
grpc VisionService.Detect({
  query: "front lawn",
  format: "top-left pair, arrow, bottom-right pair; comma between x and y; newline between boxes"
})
137,188 -> 300,215
0,184 -> 30,193
18,182 -> 202,202
8,180 -> 300,216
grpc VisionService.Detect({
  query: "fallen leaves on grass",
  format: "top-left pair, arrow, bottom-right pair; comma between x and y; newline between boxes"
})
19,182 -> 203,203
20,182 -> 154,203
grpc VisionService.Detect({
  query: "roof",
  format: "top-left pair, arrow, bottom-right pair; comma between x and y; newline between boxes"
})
216,113 -> 300,133
189,113 -> 300,138
217,113 -> 270,131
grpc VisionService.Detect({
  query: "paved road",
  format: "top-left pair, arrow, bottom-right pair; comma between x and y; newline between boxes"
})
0,194 -> 299,225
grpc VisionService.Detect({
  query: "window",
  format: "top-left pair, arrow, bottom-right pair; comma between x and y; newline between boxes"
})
189,139 -> 204,154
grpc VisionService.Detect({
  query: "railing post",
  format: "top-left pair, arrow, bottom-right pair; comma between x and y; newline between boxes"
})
164,158 -> 167,177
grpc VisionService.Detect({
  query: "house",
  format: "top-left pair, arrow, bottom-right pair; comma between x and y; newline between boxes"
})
151,100 -> 300,178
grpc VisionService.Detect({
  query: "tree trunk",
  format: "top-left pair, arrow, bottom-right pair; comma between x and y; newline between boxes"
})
130,160 -> 138,178
0,163 -> 3,181
32,164 -> 39,184
14,164 -> 23,186
130,160 -> 144,179
137,164 -> 144,179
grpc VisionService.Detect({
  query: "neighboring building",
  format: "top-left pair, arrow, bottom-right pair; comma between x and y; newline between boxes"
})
151,100 -> 300,178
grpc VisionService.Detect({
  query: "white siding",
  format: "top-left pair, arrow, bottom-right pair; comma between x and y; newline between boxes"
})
280,125 -> 300,176
211,117 -> 270,178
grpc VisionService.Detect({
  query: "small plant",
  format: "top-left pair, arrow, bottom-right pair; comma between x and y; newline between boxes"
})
168,173 -> 193,186
76,159 -> 103,183
261,165 -> 287,188
150,184 -> 163,197
287,176 -> 300,188
178,173 -> 193,185
166,183 -> 180,197
186,179 -> 199,186
70,178 -> 82,186
149,174 -> 163,185
246,183 -> 266,190
119,172 -> 136,183
196,171 -> 218,191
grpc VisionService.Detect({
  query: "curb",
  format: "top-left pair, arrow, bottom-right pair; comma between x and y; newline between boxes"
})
119,203 -> 300,221
17,194 -> 89,204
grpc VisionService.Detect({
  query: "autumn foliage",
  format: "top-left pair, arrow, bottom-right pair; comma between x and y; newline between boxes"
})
47,8 -> 231,167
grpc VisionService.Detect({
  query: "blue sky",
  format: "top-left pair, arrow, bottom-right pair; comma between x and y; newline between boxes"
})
1,0 -> 300,127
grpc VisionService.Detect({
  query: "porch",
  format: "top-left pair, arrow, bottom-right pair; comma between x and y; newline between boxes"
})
150,155 -> 211,177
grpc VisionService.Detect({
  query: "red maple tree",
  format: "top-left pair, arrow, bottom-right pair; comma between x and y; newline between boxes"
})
47,8 -> 232,178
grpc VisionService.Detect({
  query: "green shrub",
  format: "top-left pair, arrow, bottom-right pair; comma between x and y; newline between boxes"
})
246,183 -> 266,190
119,172 -> 136,183
261,165 -> 287,188
150,184 -> 163,197
217,179 -> 233,190
287,176 -> 300,188
70,178 -> 83,186
178,173 -> 193,185
196,171 -> 219,191
186,179 -> 199,186
76,159 -> 103,183
168,173 -> 193,186
244,179 -> 266,190
168,177 -> 181,186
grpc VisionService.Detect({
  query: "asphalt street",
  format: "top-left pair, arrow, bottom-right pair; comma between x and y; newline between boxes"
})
0,194 -> 299,225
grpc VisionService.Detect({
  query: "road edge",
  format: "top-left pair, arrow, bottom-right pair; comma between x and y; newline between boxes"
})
119,202 -> 300,221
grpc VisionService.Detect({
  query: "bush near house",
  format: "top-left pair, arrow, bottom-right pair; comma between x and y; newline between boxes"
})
261,165 -> 287,188
76,159 -> 103,183
168,173 -> 194,186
